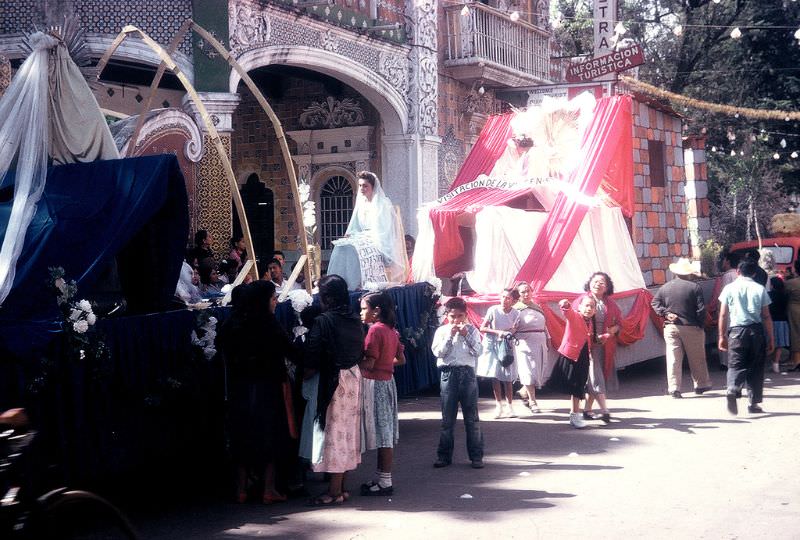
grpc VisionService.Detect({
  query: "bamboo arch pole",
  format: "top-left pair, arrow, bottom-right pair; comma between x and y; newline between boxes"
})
95,25 -> 259,280
189,23 -> 312,293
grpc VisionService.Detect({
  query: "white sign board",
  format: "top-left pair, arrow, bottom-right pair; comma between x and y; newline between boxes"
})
593,0 -> 618,81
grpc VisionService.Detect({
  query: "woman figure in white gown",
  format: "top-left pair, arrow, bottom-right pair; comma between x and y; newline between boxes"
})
327,171 -> 407,290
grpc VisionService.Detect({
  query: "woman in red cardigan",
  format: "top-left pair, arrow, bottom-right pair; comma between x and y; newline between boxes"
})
577,272 -> 621,423
548,295 -> 605,429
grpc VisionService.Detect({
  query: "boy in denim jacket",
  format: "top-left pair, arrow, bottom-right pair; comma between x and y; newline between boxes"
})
431,297 -> 484,469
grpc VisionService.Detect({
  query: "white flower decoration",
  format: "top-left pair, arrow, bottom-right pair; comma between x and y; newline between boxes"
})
69,308 -> 82,321
86,313 -> 97,325
78,299 -> 92,312
298,182 -> 311,203
303,208 -> 316,228
73,320 -> 89,334
55,278 -> 67,293
287,289 -> 313,313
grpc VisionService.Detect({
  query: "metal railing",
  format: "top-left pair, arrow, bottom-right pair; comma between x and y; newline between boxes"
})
444,2 -> 551,82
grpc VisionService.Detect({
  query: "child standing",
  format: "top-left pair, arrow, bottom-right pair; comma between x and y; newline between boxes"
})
358,291 -> 405,496
548,296 -> 599,429
477,288 -> 521,418
431,297 -> 484,469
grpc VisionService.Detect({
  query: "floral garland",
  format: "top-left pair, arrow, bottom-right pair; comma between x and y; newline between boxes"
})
49,267 -> 103,359
191,311 -> 218,361
620,76 -> 800,121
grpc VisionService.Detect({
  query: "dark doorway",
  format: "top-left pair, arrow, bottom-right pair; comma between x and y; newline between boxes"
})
233,173 -> 274,269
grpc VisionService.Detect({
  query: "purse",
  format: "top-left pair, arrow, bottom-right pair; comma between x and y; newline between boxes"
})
499,334 -> 516,368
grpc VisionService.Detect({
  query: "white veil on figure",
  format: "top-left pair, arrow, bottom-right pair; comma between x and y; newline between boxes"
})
0,29 -> 119,307
328,173 -> 408,288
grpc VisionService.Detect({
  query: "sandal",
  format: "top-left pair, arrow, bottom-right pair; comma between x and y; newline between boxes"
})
263,491 -> 287,505
308,492 -> 346,506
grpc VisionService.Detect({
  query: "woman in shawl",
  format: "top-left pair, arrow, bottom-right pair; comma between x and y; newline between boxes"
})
216,280 -> 296,504
577,272 -> 621,423
304,274 -> 365,505
327,171 -> 408,289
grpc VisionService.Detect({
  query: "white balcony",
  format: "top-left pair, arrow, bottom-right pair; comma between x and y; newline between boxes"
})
444,2 -> 552,88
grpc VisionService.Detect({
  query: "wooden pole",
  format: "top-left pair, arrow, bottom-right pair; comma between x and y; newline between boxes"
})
95,25 -> 259,280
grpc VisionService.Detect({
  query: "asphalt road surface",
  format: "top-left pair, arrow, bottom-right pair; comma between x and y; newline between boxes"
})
132,359 -> 800,539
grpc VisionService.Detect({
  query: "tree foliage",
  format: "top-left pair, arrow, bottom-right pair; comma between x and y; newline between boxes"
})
551,0 -> 800,243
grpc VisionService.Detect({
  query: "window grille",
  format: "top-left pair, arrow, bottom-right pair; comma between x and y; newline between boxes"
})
320,176 -> 354,250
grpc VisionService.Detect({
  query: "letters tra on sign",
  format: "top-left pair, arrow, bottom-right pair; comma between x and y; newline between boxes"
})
593,0 -> 617,55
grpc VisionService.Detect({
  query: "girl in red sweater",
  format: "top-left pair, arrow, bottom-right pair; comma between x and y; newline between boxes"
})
358,291 -> 405,495
548,295 -> 609,429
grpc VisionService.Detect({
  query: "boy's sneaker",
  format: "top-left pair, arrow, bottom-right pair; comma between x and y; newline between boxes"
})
569,412 -> 587,429
471,460 -> 484,469
433,459 -> 451,468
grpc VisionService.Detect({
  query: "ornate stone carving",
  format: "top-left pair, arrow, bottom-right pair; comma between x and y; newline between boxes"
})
378,51 -> 409,97
320,29 -> 340,53
229,1 -> 271,51
0,55 -> 10,99
406,0 -> 438,135
299,97 -> 365,129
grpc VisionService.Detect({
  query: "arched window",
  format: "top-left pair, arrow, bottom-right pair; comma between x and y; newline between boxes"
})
319,175 -> 354,250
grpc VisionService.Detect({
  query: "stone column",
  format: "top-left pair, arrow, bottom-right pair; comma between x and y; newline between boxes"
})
398,0 -> 441,237
182,92 -> 241,259
683,135 -> 711,260
382,133 -> 440,237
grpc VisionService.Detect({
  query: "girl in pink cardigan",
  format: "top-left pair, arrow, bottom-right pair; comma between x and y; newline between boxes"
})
548,295 -> 609,429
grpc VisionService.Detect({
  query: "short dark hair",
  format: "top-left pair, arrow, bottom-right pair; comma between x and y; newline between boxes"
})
723,252 -> 741,268
194,229 -> 208,246
583,272 -> 615,296
357,170 -> 377,188
361,291 -> 397,327
272,250 -> 284,258
502,287 -> 520,301
745,250 -> 760,263
318,274 -> 350,309
738,261 -> 758,278
444,297 -> 467,313
267,258 -> 282,268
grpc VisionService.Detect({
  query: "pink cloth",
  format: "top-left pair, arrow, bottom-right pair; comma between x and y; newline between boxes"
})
517,96 -> 633,290
362,322 -> 404,381
312,366 -> 362,474
557,306 -> 593,361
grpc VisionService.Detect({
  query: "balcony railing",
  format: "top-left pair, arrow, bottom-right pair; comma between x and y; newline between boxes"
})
444,2 -> 551,86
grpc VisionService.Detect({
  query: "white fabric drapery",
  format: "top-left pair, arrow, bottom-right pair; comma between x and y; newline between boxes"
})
465,205 -> 645,294
0,32 -> 119,306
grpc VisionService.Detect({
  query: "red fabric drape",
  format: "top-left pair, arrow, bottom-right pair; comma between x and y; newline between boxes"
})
450,113 -> 515,189
445,287 -> 659,378
429,114 -> 515,276
515,96 -> 633,291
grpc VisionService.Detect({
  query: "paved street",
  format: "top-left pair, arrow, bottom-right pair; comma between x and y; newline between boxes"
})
134,360 -> 800,539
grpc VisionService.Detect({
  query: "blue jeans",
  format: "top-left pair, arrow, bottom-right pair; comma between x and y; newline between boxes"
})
437,365 -> 483,463
726,324 -> 766,404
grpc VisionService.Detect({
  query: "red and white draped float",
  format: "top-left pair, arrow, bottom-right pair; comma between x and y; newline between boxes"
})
413,93 -> 659,371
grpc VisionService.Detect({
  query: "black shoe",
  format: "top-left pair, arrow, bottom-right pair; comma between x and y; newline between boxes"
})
582,411 -> 594,420
433,459 -> 451,468
361,482 -> 394,496
695,386 -> 712,395
600,412 -> 611,424
747,404 -> 764,414
471,460 -> 484,469
670,390 -> 682,399
726,394 -> 738,415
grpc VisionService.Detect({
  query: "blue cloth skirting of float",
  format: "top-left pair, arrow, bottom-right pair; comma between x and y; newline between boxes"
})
0,282 -> 439,486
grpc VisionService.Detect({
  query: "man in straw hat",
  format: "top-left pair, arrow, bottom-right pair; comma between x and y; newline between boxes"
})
651,258 -> 712,398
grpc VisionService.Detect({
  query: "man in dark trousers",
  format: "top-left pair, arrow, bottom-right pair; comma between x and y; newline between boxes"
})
718,261 -> 774,415
651,258 -> 712,398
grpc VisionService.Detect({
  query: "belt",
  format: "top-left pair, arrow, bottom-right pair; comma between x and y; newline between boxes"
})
730,322 -> 763,329
439,365 -> 473,371
516,329 -> 547,334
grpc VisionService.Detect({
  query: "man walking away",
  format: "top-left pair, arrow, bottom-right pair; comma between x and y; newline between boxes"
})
651,258 -> 712,398
718,261 -> 774,415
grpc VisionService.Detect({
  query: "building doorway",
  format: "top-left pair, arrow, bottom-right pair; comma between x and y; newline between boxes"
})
233,173 -> 274,269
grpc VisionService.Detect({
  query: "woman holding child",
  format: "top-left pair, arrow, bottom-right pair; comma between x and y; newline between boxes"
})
577,272 -> 620,423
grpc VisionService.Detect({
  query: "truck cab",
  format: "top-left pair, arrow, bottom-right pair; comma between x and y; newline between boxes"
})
730,237 -> 800,275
